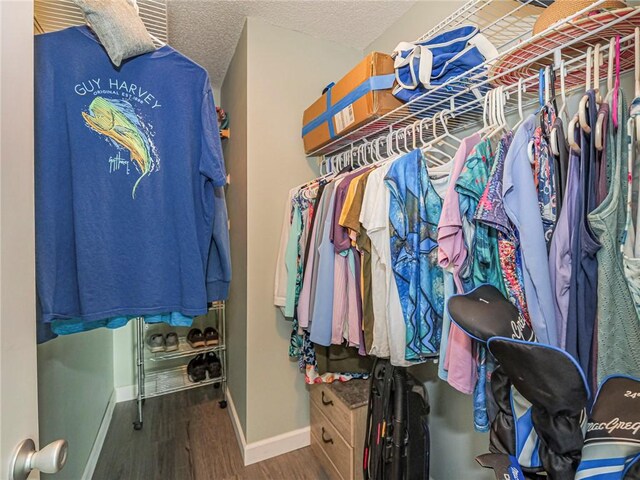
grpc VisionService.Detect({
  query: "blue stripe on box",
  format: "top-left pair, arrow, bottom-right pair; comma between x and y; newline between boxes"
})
302,74 -> 395,138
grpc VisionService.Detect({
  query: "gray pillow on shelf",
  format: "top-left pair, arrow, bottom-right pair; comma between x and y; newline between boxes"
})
73,0 -> 157,67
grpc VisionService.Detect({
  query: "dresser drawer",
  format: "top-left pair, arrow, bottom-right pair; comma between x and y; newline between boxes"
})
311,402 -> 353,480
310,432 -> 343,480
311,383 -> 353,444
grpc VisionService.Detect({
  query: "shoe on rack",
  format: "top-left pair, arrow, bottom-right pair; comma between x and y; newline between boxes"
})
147,333 -> 165,353
187,328 -> 206,348
204,352 -> 222,380
165,332 -> 179,352
187,354 -> 207,383
203,327 -> 219,346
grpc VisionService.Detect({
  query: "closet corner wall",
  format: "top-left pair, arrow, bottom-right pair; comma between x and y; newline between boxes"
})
221,17 -> 362,448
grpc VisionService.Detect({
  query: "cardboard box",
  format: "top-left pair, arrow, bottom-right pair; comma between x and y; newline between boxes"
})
302,52 -> 402,154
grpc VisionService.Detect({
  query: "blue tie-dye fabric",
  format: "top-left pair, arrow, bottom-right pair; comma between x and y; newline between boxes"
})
385,149 -> 444,361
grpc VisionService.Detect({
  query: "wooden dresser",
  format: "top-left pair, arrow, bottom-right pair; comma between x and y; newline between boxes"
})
310,379 -> 370,480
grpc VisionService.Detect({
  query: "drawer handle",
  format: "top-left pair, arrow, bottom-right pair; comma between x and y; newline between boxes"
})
321,427 -> 334,444
321,391 -> 334,406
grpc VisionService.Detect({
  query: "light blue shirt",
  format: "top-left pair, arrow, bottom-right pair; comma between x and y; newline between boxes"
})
502,114 -> 558,346
438,269 -> 455,381
309,185 -> 339,346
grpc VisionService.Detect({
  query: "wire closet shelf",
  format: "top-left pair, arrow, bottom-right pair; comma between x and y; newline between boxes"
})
312,0 -> 640,163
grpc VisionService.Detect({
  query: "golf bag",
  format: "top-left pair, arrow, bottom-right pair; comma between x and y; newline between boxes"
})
363,358 -> 430,480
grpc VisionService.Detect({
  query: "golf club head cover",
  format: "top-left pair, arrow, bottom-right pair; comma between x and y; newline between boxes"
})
448,284 -> 536,465
488,337 -> 590,480
448,284 -> 536,343
576,375 -> 640,480
624,455 -> 640,479
476,453 -> 548,480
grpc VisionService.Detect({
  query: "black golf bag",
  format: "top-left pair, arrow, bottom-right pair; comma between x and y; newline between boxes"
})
363,358 -> 430,480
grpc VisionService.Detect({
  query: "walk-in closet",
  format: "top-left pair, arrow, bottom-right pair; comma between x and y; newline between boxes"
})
2,0 -> 640,479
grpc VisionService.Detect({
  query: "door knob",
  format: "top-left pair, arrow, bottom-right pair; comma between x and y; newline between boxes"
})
11,438 -> 68,480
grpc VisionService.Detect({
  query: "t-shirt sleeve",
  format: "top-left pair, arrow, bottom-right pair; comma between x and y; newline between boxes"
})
206,186 -> 232,301
200,83 -> 226,187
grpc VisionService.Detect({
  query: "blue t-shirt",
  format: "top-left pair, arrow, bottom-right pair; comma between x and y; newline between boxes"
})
35,26 -> 230,327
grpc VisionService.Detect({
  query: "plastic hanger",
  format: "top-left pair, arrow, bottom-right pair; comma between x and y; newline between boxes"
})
636,28 -> 640,98
550,62 -> 567,156
595,38 -> 617,151
438,110 -> 461,146
385,130 -> 394,158
568,113 -> 581,153
579,47 -> 594,133
544,66 -> 551,105
635,27 -> 640,140
422,112 -> 453,166
526,72 -> 545,164
396,129 -> 406,155
512,78 -> 525,132
428,111 -> 458,152
373,137 -> 383,163
418,117 -> 430,147
478,89 -> 495,139
493,86 -> 511,140
594,43 -> 603,104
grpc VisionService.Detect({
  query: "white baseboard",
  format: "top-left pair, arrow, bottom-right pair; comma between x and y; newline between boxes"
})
81,390 -> 116,480
226,389 -> 310,466
115,384 -> 136,403
244,426 -> 310,465
226,389 -> 247,461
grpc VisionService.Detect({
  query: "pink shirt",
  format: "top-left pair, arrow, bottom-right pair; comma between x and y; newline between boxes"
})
437,134 -> 481,395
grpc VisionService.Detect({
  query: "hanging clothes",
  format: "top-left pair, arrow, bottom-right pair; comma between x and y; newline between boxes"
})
310,180 -> 340,346
552,117 -> 570,217
35,26 -> 231,339
437,134 -> 481,393
476,132 -> 533,332
340,170 -> 376,352
590,89 -> 640,384
386,149 -> 444,361
616,94 -> 640,382
275,188 -> 297,309
532,104 -> 558,245
549,129 -> 581,350
362,161 -> 413,366
566,89 -> 602,380
503,114 -> 558,346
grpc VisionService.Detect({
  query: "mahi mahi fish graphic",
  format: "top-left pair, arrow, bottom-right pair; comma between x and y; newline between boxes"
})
82,96 -> 157,198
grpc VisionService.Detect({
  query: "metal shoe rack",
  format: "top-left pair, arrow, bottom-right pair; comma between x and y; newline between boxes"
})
133,302 -> 227,430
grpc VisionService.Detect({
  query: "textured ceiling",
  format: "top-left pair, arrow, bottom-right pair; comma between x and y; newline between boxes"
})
167,0 -> 416,88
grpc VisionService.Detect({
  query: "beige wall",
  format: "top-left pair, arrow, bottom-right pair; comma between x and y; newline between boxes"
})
113,323 -> 135,389
222,22 -> 249,434
241,17 -> 362,443
38,330 -> 114,480
365,0 -> 465,54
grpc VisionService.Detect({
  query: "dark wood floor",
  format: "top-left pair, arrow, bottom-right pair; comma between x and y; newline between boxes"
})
93,388 -> 328,480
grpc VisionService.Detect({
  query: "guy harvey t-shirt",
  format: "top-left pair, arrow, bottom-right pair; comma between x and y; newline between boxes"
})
35,26 -> 229,326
